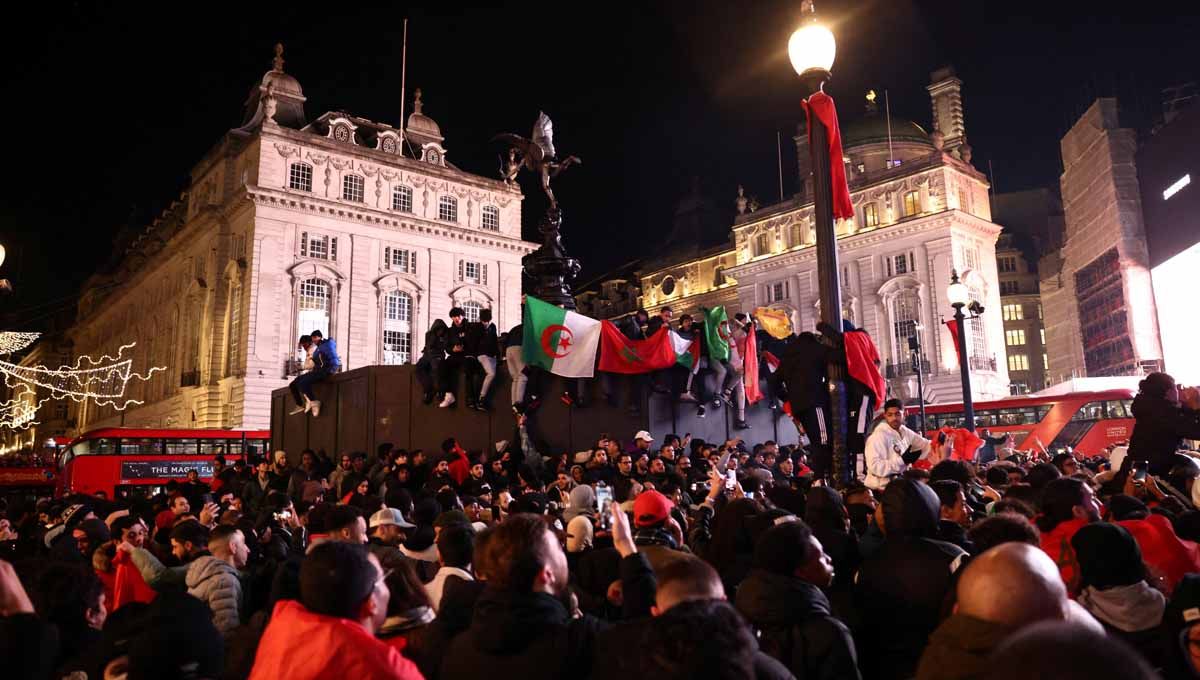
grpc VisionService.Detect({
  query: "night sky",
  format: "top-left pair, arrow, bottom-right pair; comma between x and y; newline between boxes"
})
1,1 -> 1195,332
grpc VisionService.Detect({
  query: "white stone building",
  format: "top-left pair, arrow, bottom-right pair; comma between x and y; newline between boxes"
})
68,46 -> 535,432
627,68 -> 1012,405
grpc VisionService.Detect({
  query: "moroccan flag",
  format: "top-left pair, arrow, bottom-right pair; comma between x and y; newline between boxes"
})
701,306 -> 731,362
754,307 -> 793,340
599,322 -> 681,374
744,323 -> 763,404
522,296 -> 601,378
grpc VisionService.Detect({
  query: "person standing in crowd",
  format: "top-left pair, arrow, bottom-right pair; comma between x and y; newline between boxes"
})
424,523 -> 475,612
184,524 -> 248,638
736,519 -> 861,680
1037,477 -> 1102,591
864,398 -> 941,490
1127,372 -> 1200,477
249,541 -> 422,679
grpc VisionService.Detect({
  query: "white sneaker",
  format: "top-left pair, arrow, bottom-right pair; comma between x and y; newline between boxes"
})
439,393 -> 456,408
309,400 -> 321,417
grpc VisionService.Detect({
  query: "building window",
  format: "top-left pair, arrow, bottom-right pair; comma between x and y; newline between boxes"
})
343,174 -> 365,203
481,205 -> 500,231
1037,303 -> 1043,319
1000,280 -> 1020,295
289,163 -> 313,192
439,196 -> 458,222
958,188 -> 970,213
894,254 -> 909,275
1043,353 -> 1049,370
864,203 -> 879,227
1002,303 -> 1024,321
998,256 -> 1017,273
1008,354 -> 1029,371
298,279 -> 332,338
459,260 -> 487,284
461,300 -> 483,322
766,281 -> 789,303
392,185 -> 413,213
382,291 -> 413,365
903,190 -> 921,217
226,283 -> 242,377
1006,329 -> 1026,346
384,247 -> 417,274
891,290 -> 920,363
755,231 -> 772,257
1040,328 -> 1045,345
300,232 -> 337,261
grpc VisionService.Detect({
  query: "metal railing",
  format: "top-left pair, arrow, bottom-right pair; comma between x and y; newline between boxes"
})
969,355 -> 997,372
885,359 -> 931,379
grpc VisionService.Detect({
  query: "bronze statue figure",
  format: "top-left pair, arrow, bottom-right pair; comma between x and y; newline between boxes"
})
492,112 -> 581,208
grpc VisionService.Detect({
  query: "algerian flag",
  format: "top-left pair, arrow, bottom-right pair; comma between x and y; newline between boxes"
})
701,306 -> 731,362
522,295 -> 601,378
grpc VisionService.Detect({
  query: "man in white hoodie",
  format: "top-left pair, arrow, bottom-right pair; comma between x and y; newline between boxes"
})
864,398 -> 943,490
424,523 -> 475,612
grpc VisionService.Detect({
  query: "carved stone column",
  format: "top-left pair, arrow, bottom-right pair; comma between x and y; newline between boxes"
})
522,207 -> 581,309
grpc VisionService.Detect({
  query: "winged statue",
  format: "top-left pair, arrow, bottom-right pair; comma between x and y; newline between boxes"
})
492,112 -> 581,208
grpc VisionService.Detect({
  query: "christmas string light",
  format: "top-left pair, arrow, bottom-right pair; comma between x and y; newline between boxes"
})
0,332 -> 41,355
0,343 -> 165,421
0,385 -> 39,430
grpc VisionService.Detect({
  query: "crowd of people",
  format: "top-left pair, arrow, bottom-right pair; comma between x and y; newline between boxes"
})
5,350 -> 1200,678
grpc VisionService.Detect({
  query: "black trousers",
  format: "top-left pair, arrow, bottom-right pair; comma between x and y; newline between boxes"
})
289,369 -> 330,406
795,404 -> 833,479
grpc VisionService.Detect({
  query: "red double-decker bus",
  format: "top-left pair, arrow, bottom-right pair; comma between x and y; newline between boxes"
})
906,389 -> 1136,456
60,428 -> 270,499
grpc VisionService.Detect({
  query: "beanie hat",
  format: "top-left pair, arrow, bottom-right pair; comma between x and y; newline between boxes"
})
1072,522 -> 1145,590
300,541 -> 376,620
1106,494 -> 1149,521
633,490 -> 674,528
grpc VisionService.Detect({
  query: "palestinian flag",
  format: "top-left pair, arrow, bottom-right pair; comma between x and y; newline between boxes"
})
521,296 -> 601,378
701,306 -> 731,362
599,322 -> 694,374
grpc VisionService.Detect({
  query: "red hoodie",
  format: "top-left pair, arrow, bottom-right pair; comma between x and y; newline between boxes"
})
1118,513 -> 1200,593
447,445 -> 470,487
249,600 -> 423,680
1039,517 -> 1090,594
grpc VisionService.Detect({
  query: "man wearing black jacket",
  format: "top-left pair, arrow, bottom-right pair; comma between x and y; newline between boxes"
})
440,505 -> 656,680
470,309 -> 501,411
772,332 -> 834,478
439,308 -> 470,408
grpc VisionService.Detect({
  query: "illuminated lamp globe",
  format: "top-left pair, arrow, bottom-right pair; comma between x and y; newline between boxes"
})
947,274 -> 970,308
788,18 -> 836,79
0,244 -> 5,269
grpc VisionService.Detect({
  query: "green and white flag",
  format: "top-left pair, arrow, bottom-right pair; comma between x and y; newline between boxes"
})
522,295 -> 601,378
701,306 -> 731,362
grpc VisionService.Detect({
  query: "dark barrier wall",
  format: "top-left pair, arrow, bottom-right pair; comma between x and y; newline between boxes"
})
271,366 -> 797,460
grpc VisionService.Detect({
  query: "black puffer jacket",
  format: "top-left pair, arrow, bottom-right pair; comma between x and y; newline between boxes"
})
1128,394 -> 1200,476
771,332 -> 831,412
854,478 -> 966,680
421,319 -> 448,360
736,569 -> 862,680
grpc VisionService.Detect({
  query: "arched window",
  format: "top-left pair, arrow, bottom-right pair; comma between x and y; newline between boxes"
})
392,185 -> 413,213
481,205 -> 500,231
298,278 -> 331,339
864,202 -> 880,227
343,174 -> 365,202
438,195 -> 458,222
225,282 -> 242,377
461,300 -> 483,323
891,290 -> 920,364
289,162 -> 313,192
381,290 -> 413,365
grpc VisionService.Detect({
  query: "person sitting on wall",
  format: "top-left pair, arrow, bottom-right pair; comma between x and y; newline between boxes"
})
287,335 -> 314,416
439,308 -> 469,409
290,330 -> 341,418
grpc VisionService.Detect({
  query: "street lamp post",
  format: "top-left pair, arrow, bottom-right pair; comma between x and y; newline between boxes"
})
909,325 -> 927,432
789,1 -> 850,487
946,270 -> 976,431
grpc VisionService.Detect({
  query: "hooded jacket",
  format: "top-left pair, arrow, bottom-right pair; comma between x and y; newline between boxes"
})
249,600 -> 422,680
1128,394 -> 1200,476
855,478 -> 966,680
185,555 -> 243,636
736,569 -> 861,680
914,613 -> 1018,680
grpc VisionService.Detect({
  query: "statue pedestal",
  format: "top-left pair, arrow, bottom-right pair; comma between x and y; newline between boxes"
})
522,207 -> 581,309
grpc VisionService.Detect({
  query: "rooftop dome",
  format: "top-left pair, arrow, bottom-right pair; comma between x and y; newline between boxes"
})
840,114 -> 931,149
237,44 -> 307,131
405,88 -> 444,143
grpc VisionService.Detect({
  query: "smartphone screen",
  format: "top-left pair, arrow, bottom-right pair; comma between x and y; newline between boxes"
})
1133,461 -> 1148,482
595,485 -> 613,513
725,469 -> 737,490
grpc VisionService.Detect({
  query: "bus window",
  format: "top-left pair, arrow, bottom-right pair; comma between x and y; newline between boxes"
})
1071,401 -> 1106,422
202,441 -> 227,457
1106,400 -> 1129,418
121,438 -> 162,455
1037,405 -> 1053,421
975,411 -> 996,427
164,439 -> 199,455
92,438 -> 116,455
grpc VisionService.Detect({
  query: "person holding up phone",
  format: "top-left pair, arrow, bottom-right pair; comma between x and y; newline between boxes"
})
1128,372 -> 1200,477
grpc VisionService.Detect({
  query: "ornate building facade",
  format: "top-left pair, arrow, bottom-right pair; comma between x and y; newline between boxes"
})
68,46 -> 535,432
586,68 -> 1013,405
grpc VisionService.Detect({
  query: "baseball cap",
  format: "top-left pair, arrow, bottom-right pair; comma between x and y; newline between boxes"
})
633,490 -> 674,527
634,430 -> 654,443
369,507 -> 416,530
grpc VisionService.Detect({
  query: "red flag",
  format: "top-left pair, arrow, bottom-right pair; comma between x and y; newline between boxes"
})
843,330 -> 886,405
598,321 -> 679,374
744,326 -> 763,404
939,426 -> 984,461
945,319 -> 962,365
801,91 -> 855,220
